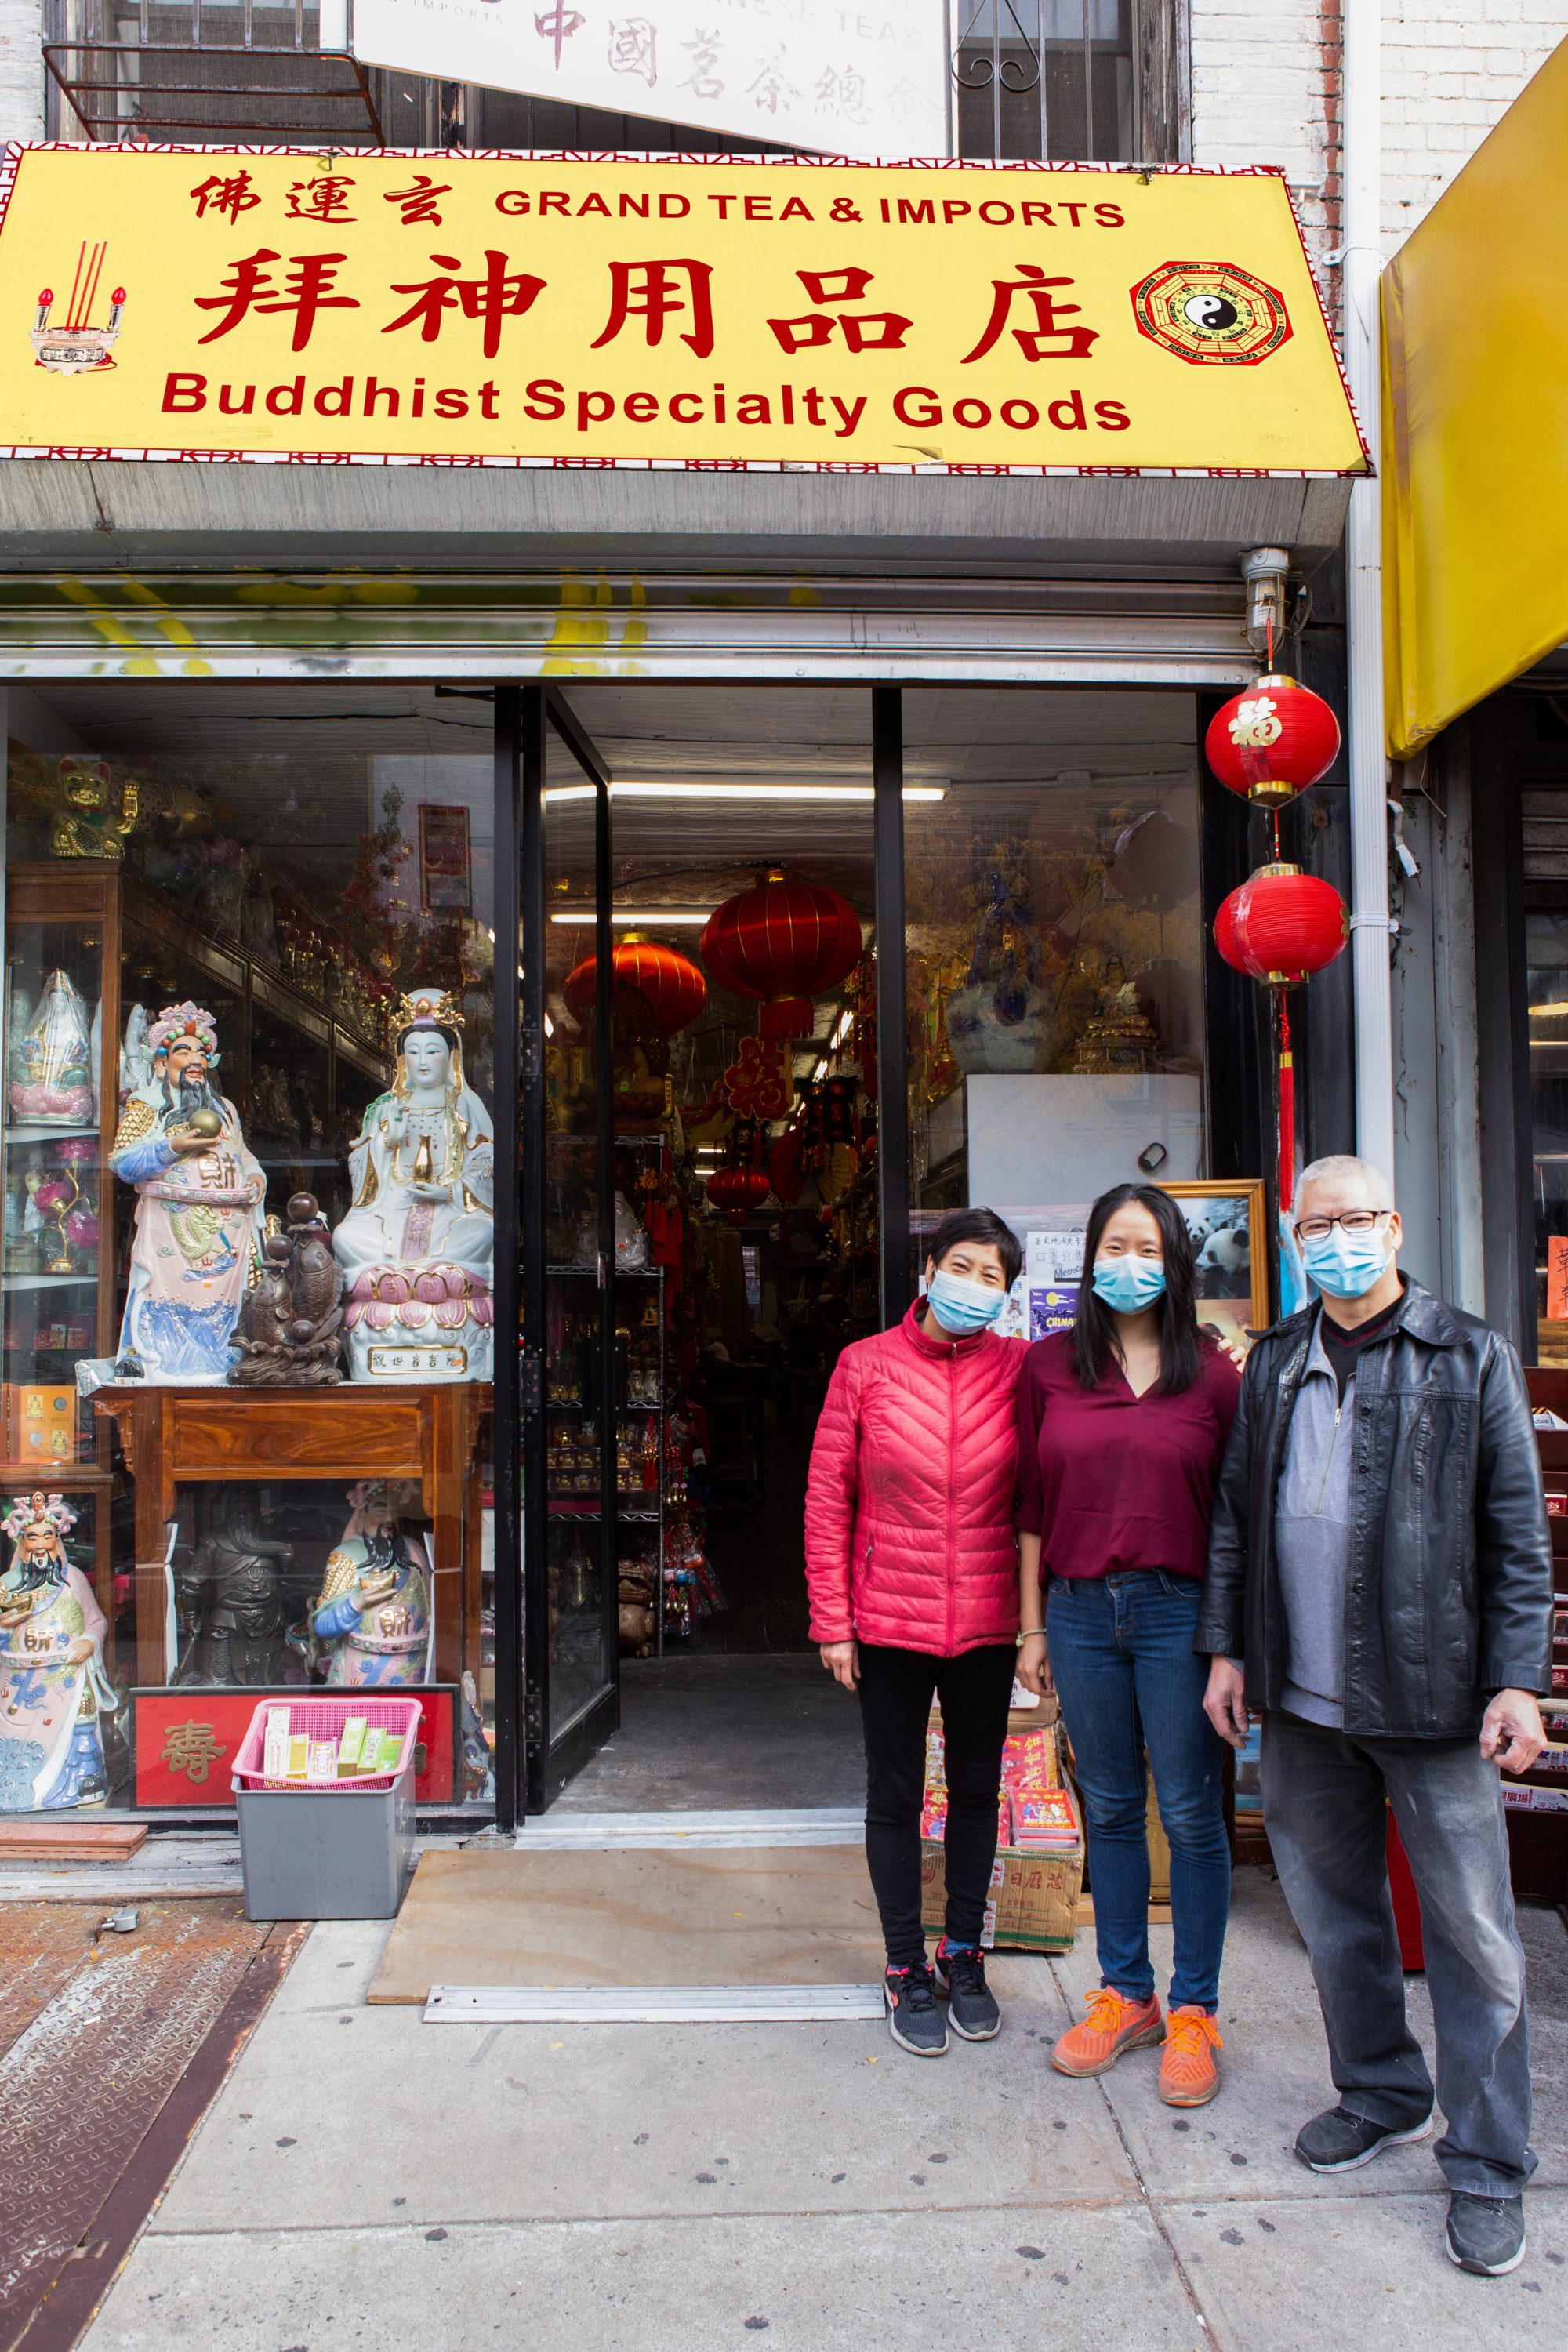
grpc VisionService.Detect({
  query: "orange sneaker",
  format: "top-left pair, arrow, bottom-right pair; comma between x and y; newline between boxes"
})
1160,2005 -> 1224,2106
1051,1987 -> 1163,2078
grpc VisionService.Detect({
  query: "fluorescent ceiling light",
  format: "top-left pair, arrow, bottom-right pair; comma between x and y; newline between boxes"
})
830,1007 -> 854,1048
550,909 -> 713,925
1530,1000 -> 1568,1018
811,1058 -> 829,1082
543,782 -> 944,804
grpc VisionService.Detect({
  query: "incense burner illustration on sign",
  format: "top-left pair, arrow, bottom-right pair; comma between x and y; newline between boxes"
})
30,243 -> 125,374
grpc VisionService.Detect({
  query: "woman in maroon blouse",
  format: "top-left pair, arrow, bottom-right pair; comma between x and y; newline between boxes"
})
1014,1183 -> 1240,2107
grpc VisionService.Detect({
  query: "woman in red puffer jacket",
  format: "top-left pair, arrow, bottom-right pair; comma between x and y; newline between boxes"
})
804,1207 -> 1025,2059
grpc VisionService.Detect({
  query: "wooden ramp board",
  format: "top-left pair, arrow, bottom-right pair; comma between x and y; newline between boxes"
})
0,1820 -> 147,1863
368,1844 -> 885,2005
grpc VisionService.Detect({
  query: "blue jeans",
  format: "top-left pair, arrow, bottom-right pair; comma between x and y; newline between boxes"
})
1047,1571 -> 1231,2010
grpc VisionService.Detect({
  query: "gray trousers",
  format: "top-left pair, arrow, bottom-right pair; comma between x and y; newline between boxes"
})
1261,1710 -> 1535,2198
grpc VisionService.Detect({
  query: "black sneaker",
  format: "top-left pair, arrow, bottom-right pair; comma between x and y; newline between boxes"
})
933,1940 -> 1001,2041
1446,2193 -> 1526,2276
1294,2105 -> 1435,2173
883,1962 -> 948,2057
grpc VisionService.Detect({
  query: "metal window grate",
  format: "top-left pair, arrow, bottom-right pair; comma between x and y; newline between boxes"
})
44,0 -> 382,141
953,0 -> 1135,161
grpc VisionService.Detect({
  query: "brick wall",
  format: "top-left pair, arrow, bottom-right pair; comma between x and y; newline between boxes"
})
1381,0 -> 1567,250
0,0 -> 44,143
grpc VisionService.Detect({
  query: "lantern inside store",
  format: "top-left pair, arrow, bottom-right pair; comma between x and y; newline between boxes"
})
1204,673 -> 1341,807
1213,861 -> 1348,1220
701,871 -> 862,1038
563,936 -> 706,1033
705,1165 -> 771,1219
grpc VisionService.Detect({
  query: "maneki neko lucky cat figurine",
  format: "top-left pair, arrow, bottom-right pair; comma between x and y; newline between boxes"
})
332,986 -> 495,1383
0,1491 -> 117,1809
109,1003 -> 267,1382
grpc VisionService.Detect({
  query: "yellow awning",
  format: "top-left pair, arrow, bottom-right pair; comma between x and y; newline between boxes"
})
1383,37 -> 1568,758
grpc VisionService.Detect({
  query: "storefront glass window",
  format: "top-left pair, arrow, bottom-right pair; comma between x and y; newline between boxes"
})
1,691 -> 496,1813
902,686 -> 1207,1321
1526,906 -> 1568,1359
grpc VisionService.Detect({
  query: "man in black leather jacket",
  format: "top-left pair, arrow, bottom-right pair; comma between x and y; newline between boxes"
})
1198,1154 -> 1552,2280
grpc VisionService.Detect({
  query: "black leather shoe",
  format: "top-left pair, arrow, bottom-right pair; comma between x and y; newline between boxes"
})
1294,2105 -> 1434,2172
1446,2193 -> 1526,2276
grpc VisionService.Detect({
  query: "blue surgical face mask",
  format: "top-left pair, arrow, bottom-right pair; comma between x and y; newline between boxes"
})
1091,1254 -> 1167,1315
926,1268 -> 1007,1335
1299,1223 -> 1392,1299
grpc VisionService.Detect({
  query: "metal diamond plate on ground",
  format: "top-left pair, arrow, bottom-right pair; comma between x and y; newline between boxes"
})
0,1899 -> 269,2346
0,1907 -> 98,2063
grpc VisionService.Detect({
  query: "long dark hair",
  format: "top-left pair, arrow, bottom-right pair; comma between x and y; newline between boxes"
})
1068,1183 -> 1204,1396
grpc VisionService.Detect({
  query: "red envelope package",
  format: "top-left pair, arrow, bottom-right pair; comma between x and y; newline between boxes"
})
1011,1787 -> 1081,1850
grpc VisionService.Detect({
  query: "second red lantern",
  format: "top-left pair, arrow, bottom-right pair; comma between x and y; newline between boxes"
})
1204,671 -> 1341,806
1213,863 -> 1348,986
701,869 -> 863,1039
706,1165 -> 771,1216
563,935 -> 706,1034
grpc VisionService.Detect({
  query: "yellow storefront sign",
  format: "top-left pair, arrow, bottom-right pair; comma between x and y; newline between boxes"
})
1382,39 -> 1568,757
0,147 -> 1367,474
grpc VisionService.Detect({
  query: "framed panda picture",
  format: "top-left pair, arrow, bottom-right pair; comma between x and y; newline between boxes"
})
1161,1179 -> 1269,1368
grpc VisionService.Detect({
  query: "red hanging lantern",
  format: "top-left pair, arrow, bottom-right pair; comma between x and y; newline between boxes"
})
1204,673 -> 1341,807
1213,862 -> 1348,986
701,870 -> 862,1039
705,1165 -> 771,1217
563,935 -> 706,1034
1214,862 -> 1348,1220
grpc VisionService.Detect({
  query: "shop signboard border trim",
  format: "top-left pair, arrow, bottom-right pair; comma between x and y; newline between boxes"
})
0,142 -> 1369,478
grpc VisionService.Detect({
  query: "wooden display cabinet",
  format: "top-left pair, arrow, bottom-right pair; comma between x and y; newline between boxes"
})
3,859 -> 504,1714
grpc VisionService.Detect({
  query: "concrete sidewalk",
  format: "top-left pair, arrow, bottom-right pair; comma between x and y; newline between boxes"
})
82,1871 -> 1568,2350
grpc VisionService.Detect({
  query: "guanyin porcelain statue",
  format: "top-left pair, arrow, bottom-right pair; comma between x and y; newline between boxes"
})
332,986 -> 495,1383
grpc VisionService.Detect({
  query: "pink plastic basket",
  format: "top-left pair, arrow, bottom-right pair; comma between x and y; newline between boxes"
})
230,1694 -> 424,1795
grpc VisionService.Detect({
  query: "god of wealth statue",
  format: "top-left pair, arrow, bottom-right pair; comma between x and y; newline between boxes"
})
310,1480 -> 434,1687
109,1002 -> 267,1384
332,986 -> 494,1383
0,1492 -> 117,1809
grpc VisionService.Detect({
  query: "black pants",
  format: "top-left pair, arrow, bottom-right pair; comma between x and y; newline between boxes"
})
857,1641 -> 1017,1969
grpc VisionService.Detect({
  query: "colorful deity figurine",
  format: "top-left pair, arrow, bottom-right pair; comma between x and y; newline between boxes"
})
310,1479 -> 434,1688
332,985 -> 495,1383
109,1002 -> 267,1382
0,1491 -> 117,1810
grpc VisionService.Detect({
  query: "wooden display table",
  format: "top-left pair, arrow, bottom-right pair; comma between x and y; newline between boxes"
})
93,1381 -> 492,1690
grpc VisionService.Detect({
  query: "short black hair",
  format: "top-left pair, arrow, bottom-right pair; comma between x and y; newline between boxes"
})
925,1206 -> 1022,1290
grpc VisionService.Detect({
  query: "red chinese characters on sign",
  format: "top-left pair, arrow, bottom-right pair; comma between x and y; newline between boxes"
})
129,1685 -> 459,1806
767,267 -> 911,354
961,266 -> 1099,363
285,175 -> 358,224
194,249 -> 359,352
384,251 -> 546,358
592,260 -> 715,357
190,172 -> 262,224
385,177 -> 452,227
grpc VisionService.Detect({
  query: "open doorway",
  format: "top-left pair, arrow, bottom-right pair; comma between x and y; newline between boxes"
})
539,686 -> 880,1813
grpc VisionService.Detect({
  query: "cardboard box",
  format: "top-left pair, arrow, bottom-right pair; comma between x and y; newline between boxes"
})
1147,1778 -> 1171,1907
920,1832 -> 1084,1954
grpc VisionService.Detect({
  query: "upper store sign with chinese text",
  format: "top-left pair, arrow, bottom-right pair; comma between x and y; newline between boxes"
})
0,147 -> 1368,474
348,0 -> 949,163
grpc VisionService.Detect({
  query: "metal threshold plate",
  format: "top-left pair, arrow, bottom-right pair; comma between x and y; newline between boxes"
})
423,1982 -> 884,2024
513,1807 -> 863,1850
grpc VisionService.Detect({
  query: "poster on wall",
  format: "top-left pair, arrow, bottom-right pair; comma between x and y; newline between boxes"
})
0,149 -> 1370,474
419,804 -> 474,916
347,0 -> 949,165
989,1181 -> 1269,1363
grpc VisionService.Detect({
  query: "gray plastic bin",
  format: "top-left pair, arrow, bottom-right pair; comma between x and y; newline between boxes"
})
235,1758 -> 416,1920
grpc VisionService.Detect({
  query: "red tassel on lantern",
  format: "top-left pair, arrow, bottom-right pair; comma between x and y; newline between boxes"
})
1205,673 -> 1341,807
701,870 -> 863,1040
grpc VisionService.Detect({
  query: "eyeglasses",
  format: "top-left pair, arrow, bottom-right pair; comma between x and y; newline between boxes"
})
1294,1209 -> 1392,1242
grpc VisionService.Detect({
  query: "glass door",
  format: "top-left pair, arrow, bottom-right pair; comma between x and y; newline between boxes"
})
521,692 -> 621,1806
